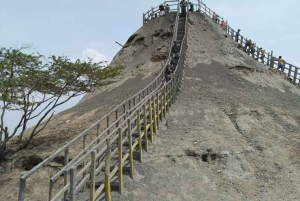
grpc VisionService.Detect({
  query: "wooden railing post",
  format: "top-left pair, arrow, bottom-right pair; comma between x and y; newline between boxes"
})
105,138 -> 111,201
127,119 -> 134,179
18,177 -> 26,201
118,128 -> 123,194
167,83 -> 171,107
267,53 -> 270,66
148,100 -> 154,144
82,134 -> 87,191
151,7 -> 154,20
288,64 -> 292,78
231,29 -> 234,40
48,177 -> 54,201
115,109 -> 119,127
163,87 -> 167,118
61,146 -> 68,199
153,95 -> 158,133
160,92 -> 163,120
293,68 -> 298,84
143,13 -> 145,25
165,85 -> 169,112
270,51 -> 274,68
129,100 -> 131,112
106,116 -> 110,134
70,166 -> 77,201
90,150 -> 96,201
240,36 -> 244,46
171,79 -> 175,104
156,92 -> 160,129
96,123 -> 101,165
225,20 -> 229,33
137,110 -> 143,163
143,104 -> 149,149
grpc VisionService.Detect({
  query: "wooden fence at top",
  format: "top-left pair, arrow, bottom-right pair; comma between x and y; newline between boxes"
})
195,0 -> 300,85
17,1 -> 187,201
143,0 -> 180,24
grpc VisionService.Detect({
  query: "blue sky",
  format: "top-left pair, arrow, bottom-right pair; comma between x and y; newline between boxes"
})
1,0 -> 299,134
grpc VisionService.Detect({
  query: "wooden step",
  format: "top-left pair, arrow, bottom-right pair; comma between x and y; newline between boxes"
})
100,161 -> 131,172
123,139 -> 148,147
86,174 -> 120,189
111,151 -> 140,160
132,131 -> 152,138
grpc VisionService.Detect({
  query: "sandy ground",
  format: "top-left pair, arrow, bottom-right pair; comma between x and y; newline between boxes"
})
0,13 -> 177,201
110,13 -> 300,201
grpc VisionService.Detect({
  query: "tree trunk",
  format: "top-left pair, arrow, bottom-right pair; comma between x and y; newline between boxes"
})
0,130 -> 3,142
0,127 -> 9,154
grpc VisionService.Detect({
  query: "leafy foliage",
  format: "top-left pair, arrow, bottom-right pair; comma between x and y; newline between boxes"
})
0,46 -> 123,154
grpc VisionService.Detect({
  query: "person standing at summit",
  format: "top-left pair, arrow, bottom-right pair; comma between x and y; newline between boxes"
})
159,4 -> 165,16
165,4 -> 170,14
189,2 -> 194,12
259,48 -> 265,63
235,29 -> 240,42
275,56 -> 286,71
180,0 -> 188,16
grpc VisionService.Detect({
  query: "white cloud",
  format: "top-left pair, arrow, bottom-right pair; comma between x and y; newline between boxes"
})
82,48 -> 109,63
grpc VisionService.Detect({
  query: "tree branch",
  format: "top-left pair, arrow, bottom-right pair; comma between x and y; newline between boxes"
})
18,111 -> 55,150
0,100 -> 8,143
28,96 -> 56,120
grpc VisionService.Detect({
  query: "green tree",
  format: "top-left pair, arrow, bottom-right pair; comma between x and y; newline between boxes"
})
0,46 -> 123,156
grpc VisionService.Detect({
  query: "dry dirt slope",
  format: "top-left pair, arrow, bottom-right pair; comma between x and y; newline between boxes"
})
0,13 -> 177,201
110,13 -> 300,201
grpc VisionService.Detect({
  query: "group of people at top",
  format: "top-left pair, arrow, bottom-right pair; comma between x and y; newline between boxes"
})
213,12 -> 227,30
158,4 -> 170,17
145,4 -> 170,22
163,2 -> 286,79
165,41 -> 181,81
241,34 -> 285,70
145,1 -> 195,22
213,11 -> 286,71
180,0 -> 195,15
